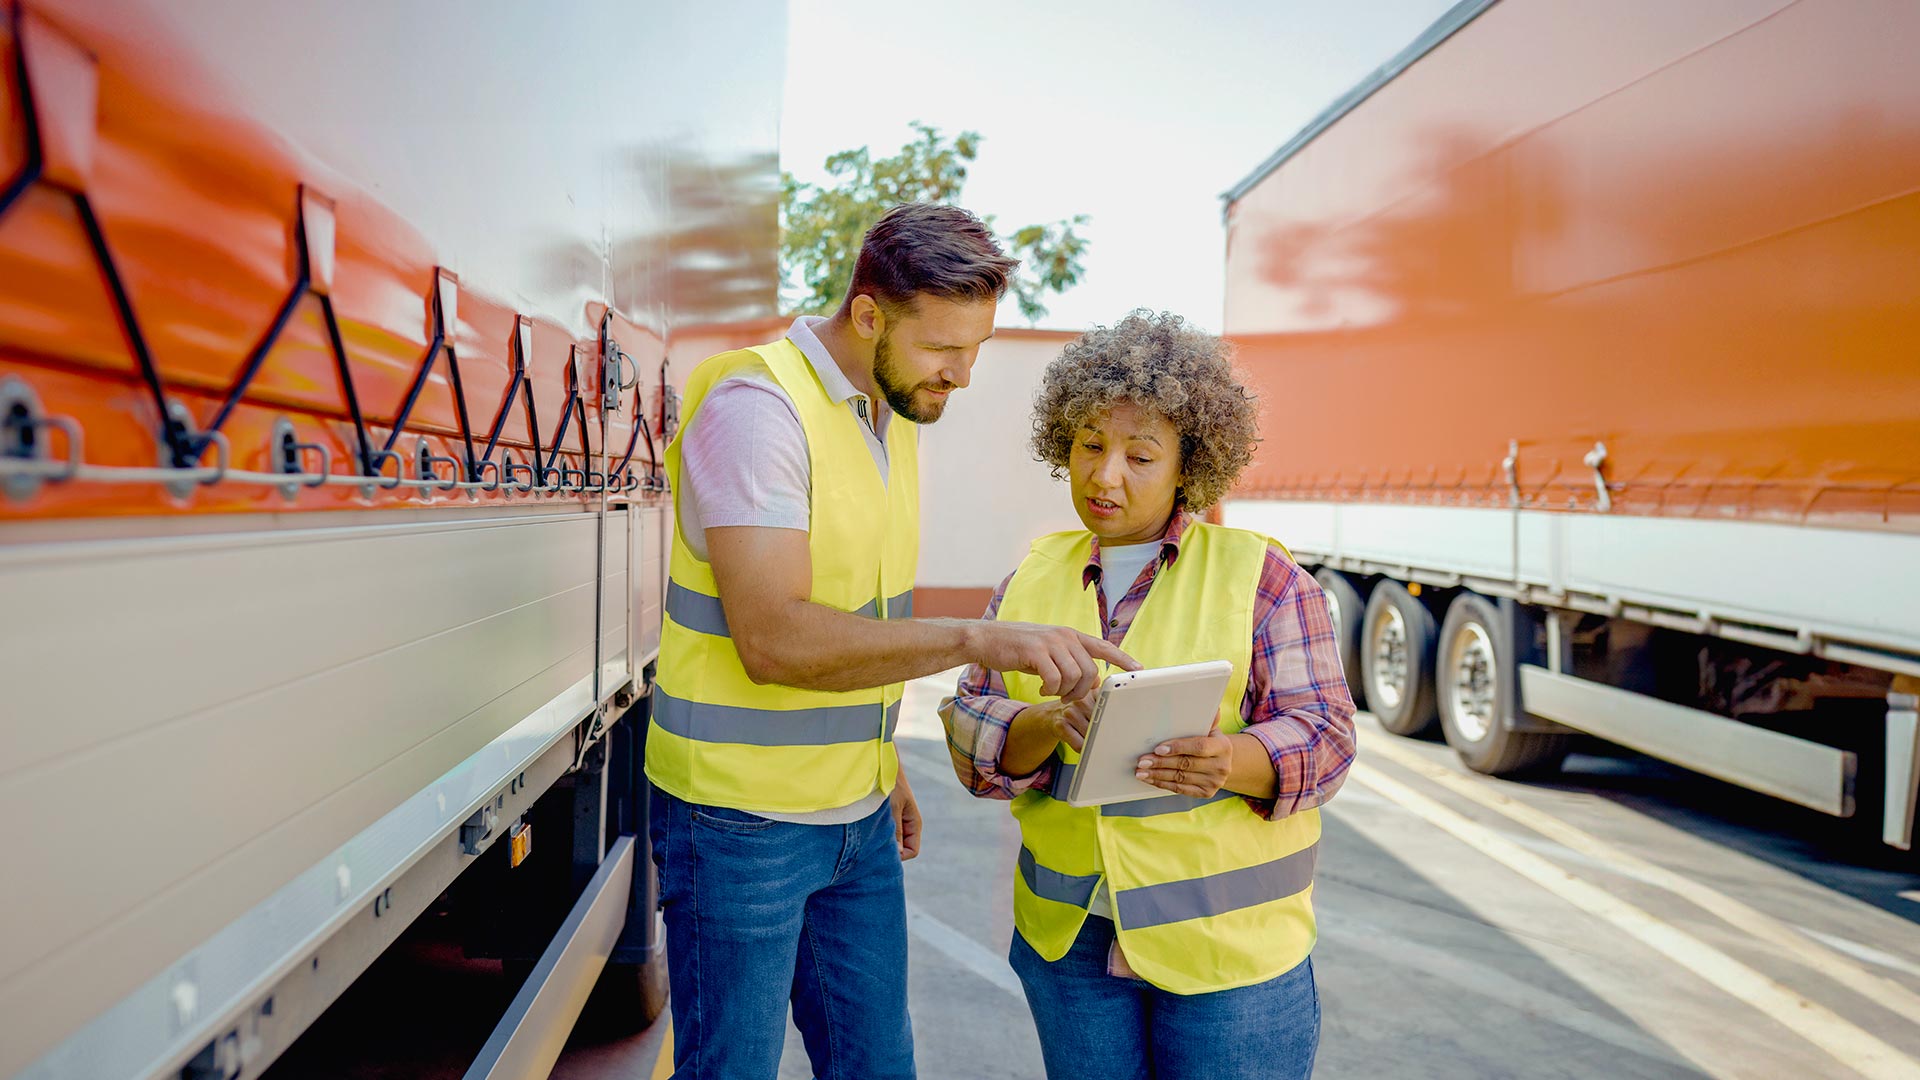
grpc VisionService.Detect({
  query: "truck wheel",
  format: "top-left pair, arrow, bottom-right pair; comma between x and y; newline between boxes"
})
579,947 -> 670,1036
1361,581 -> 1439,736
1438,593 -> 1570,775
1313,568 -> 1368,709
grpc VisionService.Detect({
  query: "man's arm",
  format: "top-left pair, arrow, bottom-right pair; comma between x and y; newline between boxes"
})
707,525 -> 1135,701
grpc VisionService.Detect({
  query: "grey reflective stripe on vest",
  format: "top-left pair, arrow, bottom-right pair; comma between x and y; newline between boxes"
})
1053,761 -> 1077,795
672,583 -> 899,633
667,582 -> 731,637
855,590 -> 912,618
1018,846 -> 1102,908
655,689 -> 900,747
1047,762 -> 1238,817
1100,790 -> 1240,817
1113,844 -> 1318,930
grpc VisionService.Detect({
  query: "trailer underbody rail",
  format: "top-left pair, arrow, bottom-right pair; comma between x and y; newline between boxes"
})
464,835 -> 637,1080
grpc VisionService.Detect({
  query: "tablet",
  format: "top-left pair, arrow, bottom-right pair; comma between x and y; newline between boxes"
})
1064,660 -> 1233,808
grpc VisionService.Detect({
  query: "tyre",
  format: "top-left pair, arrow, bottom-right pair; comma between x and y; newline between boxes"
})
578,947 -> 670,1036
1437,593 -> 1570,775
1313,568 -> 1368,709
1360,581 -> 1439,736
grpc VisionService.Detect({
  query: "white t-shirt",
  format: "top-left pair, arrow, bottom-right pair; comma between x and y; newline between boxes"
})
1097,540 -> 1161,618
1085,539 -> 1162,919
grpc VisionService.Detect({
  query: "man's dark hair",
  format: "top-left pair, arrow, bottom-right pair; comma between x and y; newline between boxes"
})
842,203 -> 1019,315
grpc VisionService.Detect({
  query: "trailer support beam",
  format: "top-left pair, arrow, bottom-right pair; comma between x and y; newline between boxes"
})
1519,665 -> 1855,818
1885,684 -> 1920,850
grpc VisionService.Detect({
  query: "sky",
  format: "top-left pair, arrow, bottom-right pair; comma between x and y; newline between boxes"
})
780,0 -> 1461,331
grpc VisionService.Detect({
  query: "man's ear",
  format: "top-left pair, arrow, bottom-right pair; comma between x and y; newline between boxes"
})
849,294 -> 886,342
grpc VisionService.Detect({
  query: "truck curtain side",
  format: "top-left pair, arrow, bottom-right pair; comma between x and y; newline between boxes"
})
1220,0 -> 1920,847
0,2 -> 783,1076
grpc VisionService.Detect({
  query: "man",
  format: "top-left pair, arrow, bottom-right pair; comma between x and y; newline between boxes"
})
647,203 -> 1135,1080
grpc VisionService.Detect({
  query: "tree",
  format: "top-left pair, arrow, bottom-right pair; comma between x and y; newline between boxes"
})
781,122 -> 1089,324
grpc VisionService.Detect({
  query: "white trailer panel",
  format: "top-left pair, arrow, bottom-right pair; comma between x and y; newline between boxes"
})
0,509 -> 611,1075
1227,499 -> 1920,661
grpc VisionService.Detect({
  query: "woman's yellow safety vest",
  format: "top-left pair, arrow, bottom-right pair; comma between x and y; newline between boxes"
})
997,523 -> 1319,994
646,338 -> 919,814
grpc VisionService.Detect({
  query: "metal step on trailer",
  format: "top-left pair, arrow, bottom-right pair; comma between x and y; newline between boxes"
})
1517,665 -> 1855,820
464,835 -> 638,1080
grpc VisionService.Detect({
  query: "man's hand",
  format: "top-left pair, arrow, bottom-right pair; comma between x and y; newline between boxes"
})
891,766 -> 922,861
1136,715 -> 1235,798
970,622 -> 1139,701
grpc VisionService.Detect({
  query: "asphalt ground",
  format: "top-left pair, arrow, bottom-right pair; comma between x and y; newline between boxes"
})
269,670 -> 1920,1079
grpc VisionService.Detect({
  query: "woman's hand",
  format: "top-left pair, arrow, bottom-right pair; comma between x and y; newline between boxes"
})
1036,697 -> 1095,753
999,697 -> 1094,778
1136,716 -> 1235,797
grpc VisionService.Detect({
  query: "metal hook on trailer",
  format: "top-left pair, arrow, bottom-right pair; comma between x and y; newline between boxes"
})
502,451 -> 539,494
0,376 -> 82,501
415,437 -> 462,493
193,430 -> 231,489
471,458 -> 502,494
1501,439 -> 1522,508
269,417 -> 331,500
1582,441 -> 1613,513
158,405 -> 227,499
360,449 -> 405,499
598,313 -> 640,412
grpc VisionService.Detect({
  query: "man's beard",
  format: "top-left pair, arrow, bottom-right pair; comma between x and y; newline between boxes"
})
873,332 -> 950,424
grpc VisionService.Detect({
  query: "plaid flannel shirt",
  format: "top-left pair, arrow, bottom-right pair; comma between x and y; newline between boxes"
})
937,510 -> 1357,819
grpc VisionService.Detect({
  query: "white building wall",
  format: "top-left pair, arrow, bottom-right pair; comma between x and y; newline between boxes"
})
914,331 -> 1085,595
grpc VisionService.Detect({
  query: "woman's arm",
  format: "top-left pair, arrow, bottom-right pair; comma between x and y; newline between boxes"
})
937,574 -> 1072,800
1136,547 -> 1357,815
1237,553 -> 1358,815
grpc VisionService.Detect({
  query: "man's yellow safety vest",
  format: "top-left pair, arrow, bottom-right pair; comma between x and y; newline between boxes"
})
997,523 -> 1320,994
646,337 -> 919,814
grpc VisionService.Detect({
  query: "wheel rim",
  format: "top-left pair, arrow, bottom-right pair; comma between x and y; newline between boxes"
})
1368,605 -> 1408,711
1447,621 -> 1497,743
1324,584 -> 1343,654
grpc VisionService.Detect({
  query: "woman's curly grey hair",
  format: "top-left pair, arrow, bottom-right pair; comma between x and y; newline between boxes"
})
1030,310 -> 1259,511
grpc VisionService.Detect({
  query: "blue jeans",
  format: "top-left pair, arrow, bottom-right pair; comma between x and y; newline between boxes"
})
648,788 -> 914,1080
1010,917 -> 1320,1080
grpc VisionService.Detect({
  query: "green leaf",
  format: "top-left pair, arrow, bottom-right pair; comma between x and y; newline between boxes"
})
780,123 -> 1089,323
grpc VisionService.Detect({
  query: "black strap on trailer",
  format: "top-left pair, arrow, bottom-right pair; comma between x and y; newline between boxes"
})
2,9 -> 189,468
1,5 -> 641,496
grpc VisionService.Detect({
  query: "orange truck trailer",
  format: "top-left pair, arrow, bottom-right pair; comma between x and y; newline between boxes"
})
1222,0 -> 1920,848
0,2 -> 784,1076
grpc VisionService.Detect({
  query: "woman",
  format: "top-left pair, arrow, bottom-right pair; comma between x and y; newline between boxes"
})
941,311 -> 1356,1080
